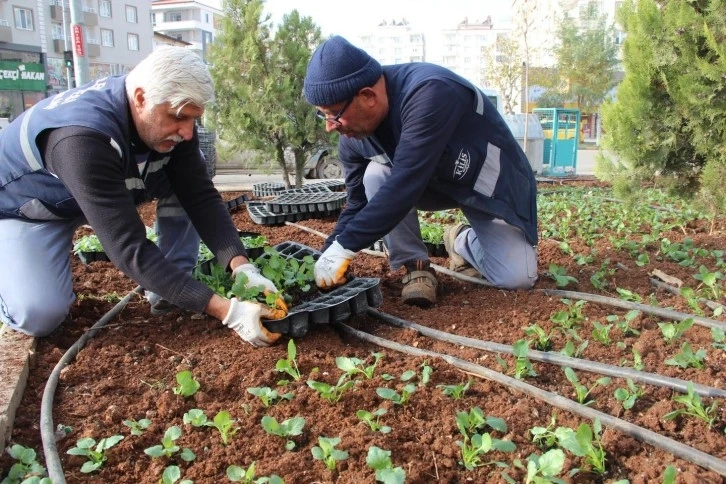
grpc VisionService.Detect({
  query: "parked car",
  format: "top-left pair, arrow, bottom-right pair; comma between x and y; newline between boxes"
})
303,148 -> 343,179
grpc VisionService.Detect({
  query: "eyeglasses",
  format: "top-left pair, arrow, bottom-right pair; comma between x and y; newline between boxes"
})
315,97 -> 354,127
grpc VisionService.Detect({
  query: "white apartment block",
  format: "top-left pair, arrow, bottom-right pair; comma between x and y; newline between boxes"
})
358,19 -> 425,65
0,0 -> 152,118
151,0 -> 221,61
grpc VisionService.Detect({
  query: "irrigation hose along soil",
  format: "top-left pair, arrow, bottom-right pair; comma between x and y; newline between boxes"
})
336,322 -> 726,477
650,278 -> 724,312
366,308 -> 726,399
40,285 -> 143,484
285,221 -> 724,330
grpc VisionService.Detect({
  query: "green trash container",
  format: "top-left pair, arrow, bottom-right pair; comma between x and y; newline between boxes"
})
533,108 -> 580,176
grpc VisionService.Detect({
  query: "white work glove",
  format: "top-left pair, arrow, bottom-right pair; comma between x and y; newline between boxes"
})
314,240 -> 356,289
222,297 -> 286,347
232,263 -> 278,293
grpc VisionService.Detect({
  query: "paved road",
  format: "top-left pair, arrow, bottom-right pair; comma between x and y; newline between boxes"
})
212,148 -> 600,191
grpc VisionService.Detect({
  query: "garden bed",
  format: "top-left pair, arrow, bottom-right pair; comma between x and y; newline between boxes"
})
1,181 -> 725,483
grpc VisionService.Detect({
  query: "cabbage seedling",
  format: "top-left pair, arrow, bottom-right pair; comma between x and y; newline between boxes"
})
554,420 -> 607,475
307,374 -> 355,403
261,415 -> 305,451
456,432 -> 516,470
246,386 -> 294,407
226,462 -> 284,483
563,367 -> 610,406
160,465 -> 193,484
172,370 -> 200,397
123,418 -> 151,436
356,408 -> 391,434
663,381 -> 718,427
613,379 -> 645,410
144,426 -> 195,461
376,383 -> 416,406
4,444 -> 51,483
311,436 -> 349,471
335,351 -> 383,379
67,435 -> 124,473
275,339 -> 302,382
437,379 -> 472,400
366,446 -> 406,484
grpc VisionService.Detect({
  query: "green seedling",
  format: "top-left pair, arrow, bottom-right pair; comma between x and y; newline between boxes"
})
663,381 -> 719,427
366,446 -> 406,484
563,367 -> 611,406
658,318 -> 694,344
524,324 -> 555,351
620,347 -> 645,370
664,342 -> 706,369
261,415 -> 305,451
634,253 -> 650,267
307,374 -> 355,403
241,234 -> 267,249
693,265 -> 723,299
589,258 -> 616,290
144,426 -> 195,461
547,263 -> 578,288
67,435 -> 124,473
590,321 -> 613,345
72,234 -> 104,254
160,465 -> 193,484
335,351 -> 383,379
3,444 -> 51,484
183,408 -> 209,427
711,327 -> 726,350
356,408 -> 392,434
615,287 -> 642,303
194,261 -> 234,297
311,436 -> 349,471
419,360 -> 434,386
208,410 -> 239,445
662,464 -> 678,484
226,462 -> 284,483
530,413 -> 558,450
554,420 -> 607,475
606,309 -> 641,337
509,448 -> 566,484
456,407 -> 507,438
437,379 -> 472,400
246,386 -> 294,407
456,432 -> 516,470
123,417 -> 151,436
559,338 -> 589,358
376,383 -> 416,405
613,379 -> 645,410
679,287 -> 705,317
172,370 -> 200,397
275,339 -> 302,383
513,339 -> 537,379
550,299 -> 586,330
258,247 -> 315,293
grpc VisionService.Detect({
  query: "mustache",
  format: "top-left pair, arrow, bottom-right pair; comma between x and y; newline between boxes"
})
165,135 -> 184,143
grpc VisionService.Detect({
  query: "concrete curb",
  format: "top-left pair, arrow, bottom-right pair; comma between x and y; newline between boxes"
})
0,326 -> 36,455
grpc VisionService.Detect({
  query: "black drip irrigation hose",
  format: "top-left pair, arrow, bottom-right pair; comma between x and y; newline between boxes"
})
336,322 -> 726,477
366,308 -> 726,399
41,285 -> 143,484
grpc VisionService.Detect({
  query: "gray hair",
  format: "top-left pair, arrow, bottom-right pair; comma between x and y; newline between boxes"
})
125,46 -> 214,110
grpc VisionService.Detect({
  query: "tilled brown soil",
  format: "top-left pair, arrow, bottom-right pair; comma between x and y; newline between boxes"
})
2,184 -> 725,484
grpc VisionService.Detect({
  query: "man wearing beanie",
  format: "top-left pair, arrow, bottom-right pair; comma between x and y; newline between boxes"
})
303,35 -> 538,306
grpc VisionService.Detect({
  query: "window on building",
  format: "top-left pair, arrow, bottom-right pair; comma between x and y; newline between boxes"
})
127,33 -> 139,50
101,28 -> 114,47
164,11 -> 182,22
205,13 -> 210,23
99,1 -> 112,18
14,8 -> 34,31
51,23 -> 64,40
126,5 -> 137,23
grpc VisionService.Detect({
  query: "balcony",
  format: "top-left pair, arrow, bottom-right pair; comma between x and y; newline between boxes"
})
83,8 -> 98,27
0,20 -> 11,43
52,38 -> 66,54
86,38 -> 100,57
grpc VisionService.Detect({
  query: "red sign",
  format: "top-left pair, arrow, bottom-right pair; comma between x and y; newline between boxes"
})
72,25 -> 85,57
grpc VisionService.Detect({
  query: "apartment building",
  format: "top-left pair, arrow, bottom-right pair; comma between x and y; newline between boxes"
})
0,0 -> 152,119
151,0 -> 221,61
358,19 -> 425,65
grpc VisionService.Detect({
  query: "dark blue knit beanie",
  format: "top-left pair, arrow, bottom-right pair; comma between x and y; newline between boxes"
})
304,36 -> 382,106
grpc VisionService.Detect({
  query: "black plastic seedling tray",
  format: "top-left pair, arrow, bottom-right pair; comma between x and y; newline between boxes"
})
265,191 -> 347,214
247,201 -> 307,225
252,182 -> 286,197
307,179 -> 346,192
258,241 -> 382,337
226,194 -> 250,212
77,251 -> 110,264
